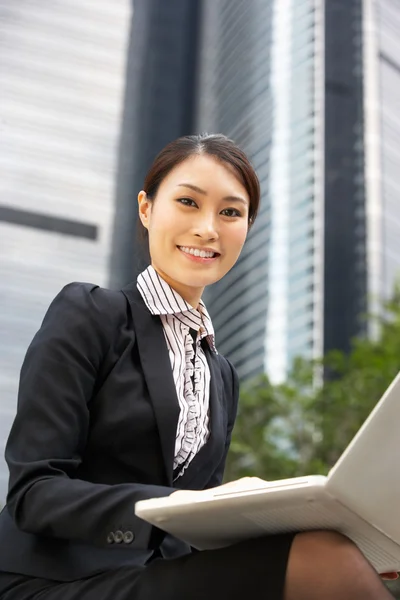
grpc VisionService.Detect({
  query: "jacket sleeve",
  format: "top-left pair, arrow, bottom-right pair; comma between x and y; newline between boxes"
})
5,283 -> 175,550
205,357 -> 239,488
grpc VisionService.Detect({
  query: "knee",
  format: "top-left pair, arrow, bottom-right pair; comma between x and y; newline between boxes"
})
291,530 -> 366,572
296,530 -> 355,550
285,531 -> 386,600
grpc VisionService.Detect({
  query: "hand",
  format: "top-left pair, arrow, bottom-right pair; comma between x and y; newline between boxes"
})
170,477 -> 268,502
169,489 -> 204,502
212,477 -> 268,494
380,572 -> 399,580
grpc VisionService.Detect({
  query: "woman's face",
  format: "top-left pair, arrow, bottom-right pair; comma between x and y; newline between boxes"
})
138,154 -> 250,306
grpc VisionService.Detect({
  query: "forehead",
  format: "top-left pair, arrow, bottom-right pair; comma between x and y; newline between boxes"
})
159,154 -> 249,198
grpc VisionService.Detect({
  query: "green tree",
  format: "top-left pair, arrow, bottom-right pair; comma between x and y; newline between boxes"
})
225,358 -> 320,481
227,290 -> 400,479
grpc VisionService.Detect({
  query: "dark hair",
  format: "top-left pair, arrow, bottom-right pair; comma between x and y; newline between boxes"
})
142,133 -> 260,227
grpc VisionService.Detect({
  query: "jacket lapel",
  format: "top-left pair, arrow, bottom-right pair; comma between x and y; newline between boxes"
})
122,284 -> 179,486
122,283 -> 227,489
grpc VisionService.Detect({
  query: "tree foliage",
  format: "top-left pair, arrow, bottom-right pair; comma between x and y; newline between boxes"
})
226,289 -> 400,482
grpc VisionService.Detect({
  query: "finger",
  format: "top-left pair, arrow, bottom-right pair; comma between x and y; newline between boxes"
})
380,572 -> 399,580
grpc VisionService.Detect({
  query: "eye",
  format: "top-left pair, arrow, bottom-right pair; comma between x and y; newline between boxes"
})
177,197 -> 197,207
220,208 -> 242,218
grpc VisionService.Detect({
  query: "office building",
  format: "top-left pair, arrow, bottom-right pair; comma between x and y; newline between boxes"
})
109,0 -> 201,286
199,0 -> 324,382
0,0 -> 131,499
199,0 -> 400,383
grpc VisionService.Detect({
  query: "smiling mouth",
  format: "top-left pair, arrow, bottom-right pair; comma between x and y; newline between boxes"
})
178,246 -> 220,259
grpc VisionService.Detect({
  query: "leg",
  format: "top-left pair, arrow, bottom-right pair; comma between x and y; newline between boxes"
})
285,530 -> 394,600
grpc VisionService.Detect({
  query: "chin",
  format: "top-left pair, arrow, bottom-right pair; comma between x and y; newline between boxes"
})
175,271 -> 216,287
191,274 -> 224,288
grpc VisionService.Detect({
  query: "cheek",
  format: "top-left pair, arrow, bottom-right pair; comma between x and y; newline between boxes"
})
150,206 -> 185,236
148,211 -> 177,246
226,224 -> 248,255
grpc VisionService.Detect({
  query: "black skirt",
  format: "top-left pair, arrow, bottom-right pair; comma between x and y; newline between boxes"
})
0,534 -> 295,600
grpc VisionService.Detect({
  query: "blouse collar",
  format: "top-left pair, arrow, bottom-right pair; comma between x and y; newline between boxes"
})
137,265 -> 217,353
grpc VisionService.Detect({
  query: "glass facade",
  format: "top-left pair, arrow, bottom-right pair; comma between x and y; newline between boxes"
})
0,1 -> 131,500
109,0 -> 201,287
198,0 -> 274,381
377,0 -> 400,298
199,0 -> 400,379
199,0 -> 321,382
286,1 -> 322,369
323,0 -> 367,355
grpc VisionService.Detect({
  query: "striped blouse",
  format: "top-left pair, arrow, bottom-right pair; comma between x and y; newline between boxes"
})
137,265 -> 217,480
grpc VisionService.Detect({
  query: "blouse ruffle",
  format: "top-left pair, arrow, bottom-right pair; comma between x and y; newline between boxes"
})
173,328 -> 210,477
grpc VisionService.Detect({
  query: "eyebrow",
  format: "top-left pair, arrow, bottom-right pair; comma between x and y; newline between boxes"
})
177,183 -> 248,206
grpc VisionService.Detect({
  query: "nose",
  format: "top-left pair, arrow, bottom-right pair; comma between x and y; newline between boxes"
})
192,212 -> 219,242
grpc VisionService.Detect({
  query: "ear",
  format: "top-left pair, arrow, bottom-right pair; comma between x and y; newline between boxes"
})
138,190 -> 152,230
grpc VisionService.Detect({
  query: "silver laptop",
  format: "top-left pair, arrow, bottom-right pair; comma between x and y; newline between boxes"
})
135,372 -> 400,573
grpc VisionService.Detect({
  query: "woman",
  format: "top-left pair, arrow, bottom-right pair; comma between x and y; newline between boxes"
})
0,134 -> 395,599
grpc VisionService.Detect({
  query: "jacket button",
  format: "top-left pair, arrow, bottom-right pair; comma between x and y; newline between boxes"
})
114,530 -> 124,544
107,532 -> 115,544
123,531 -> 134,544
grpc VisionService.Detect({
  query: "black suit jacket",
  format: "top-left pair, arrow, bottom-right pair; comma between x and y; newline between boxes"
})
0,282 -> 238,581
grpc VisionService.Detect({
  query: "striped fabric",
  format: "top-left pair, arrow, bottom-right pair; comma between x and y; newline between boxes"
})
137,265 -> 217,479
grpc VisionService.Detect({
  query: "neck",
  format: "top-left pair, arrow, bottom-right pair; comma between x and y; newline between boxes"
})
151,265 -> 203,308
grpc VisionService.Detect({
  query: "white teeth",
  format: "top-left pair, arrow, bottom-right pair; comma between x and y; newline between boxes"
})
179,246 -> 215,258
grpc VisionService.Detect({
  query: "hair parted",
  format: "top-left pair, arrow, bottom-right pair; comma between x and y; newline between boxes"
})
142,133 -> 260,227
